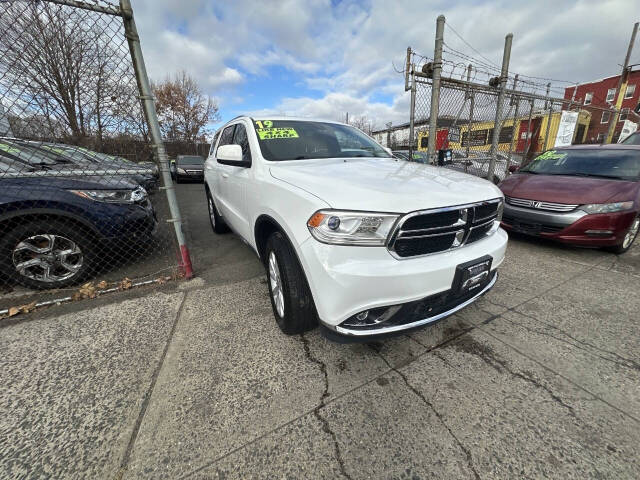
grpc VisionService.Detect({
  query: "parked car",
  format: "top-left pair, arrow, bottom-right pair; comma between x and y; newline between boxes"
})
0,151 -> 157,289
19,141 -> 159,192
175,154 -> 204,183
204,117 -> 507,340
499,145 -> 640,253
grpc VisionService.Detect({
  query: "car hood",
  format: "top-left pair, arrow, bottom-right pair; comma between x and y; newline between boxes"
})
269,157 -> 502,212
500,173 -> 639,204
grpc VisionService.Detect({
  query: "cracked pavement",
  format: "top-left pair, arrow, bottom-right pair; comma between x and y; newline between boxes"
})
1,230 -> 640,479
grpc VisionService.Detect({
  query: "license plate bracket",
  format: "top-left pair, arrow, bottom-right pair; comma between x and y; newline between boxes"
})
452,255 -> 493,296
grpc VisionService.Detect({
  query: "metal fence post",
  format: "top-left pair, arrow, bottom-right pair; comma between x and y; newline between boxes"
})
488,33 -> 512,182
543,83 -> 553,151
120,0 -> 193,278
505,74 -> 519,174
409,70 -> 416,157
523,99 -> 535,159
465,65 -> 474,165
427,15 -> 445,163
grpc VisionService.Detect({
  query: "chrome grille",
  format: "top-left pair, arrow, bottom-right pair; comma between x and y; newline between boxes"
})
505,196 -> 578,212
388,199 -> 502,258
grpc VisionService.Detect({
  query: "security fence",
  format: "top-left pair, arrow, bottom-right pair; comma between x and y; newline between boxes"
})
404,16 -> 639,184
0,0 -> 191,313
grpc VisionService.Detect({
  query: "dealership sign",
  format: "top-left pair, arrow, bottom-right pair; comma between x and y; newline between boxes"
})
554,111 -> 579,148
618,120 -> 638,143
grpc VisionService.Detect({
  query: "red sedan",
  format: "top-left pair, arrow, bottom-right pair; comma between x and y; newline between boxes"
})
499,145 -> 640,254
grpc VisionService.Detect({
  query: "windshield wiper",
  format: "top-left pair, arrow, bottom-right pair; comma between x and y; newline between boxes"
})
555,172 -> 625,180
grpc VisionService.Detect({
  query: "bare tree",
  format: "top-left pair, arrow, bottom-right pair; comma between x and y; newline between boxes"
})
0,1 -> 143,144
348,115 -> 374,135
152,71 -> 219,143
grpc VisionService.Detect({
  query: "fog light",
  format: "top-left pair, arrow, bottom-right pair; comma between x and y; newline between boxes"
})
585,229 -> 614,237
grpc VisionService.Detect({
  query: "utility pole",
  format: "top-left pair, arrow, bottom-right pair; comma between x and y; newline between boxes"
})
488,32 -> 513,182
606,22 -> 638,143
426,15 -> 445,164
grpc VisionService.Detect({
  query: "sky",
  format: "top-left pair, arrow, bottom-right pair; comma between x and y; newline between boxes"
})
132,0 -> 640,133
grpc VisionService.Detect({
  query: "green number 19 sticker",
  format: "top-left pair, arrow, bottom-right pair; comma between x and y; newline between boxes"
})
255,120 -> 273,129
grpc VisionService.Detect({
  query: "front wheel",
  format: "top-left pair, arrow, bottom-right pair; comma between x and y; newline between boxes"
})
0,220 -> 94,289
264,232 -> 317,334
606,216 -> 639,254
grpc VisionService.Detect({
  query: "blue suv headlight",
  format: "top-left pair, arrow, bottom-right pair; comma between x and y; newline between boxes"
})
69,186 -> 147,204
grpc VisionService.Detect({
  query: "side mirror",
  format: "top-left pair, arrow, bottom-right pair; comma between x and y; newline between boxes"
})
217,144 -> 250,166
508,165 -> 519,173
384,147 -> 393,156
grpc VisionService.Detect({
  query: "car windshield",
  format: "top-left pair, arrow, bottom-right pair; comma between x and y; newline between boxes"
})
519,149 -> 640,181
621,133 -> 640,145
178,155 -> 204,165
0,140 -> 60,165
252,120 -> 391,161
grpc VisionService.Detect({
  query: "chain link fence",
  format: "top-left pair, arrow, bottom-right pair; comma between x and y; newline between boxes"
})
402,16 -> 639,184
0,0 -> 191,313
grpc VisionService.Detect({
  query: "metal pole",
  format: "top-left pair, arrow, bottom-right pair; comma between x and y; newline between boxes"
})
465,65 -> 474,163
405,47 -> 412,92
506,75 -> 519,175
543,83 -> 553,151
523,99 -> 534,160
120,0 -> 193,279
606,22 -> 638,143
427,15 -> 445,164
488,33 -> 513,182
408,73 -> 416,157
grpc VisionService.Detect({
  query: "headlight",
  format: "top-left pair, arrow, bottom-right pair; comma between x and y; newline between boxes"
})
580,201 -> 634,214
307,210 -> 399,246
177,167 -> 187,174
70,187 -> 147,204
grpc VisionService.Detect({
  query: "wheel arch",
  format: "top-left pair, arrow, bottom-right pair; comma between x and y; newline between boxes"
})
0,209 -> 103,240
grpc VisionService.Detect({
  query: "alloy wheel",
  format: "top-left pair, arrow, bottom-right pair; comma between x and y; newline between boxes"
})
12,234 -> 83,283
268,251 -> 284,318
623,217 -> 640,249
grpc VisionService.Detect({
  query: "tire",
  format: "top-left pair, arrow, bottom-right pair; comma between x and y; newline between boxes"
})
264,231 -> 318,334
0,219 -> 94,289
606,215 -> 639,254
206,189 -> 230,233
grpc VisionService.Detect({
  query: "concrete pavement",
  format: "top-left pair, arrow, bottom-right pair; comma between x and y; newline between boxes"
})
1,228 -> 639,479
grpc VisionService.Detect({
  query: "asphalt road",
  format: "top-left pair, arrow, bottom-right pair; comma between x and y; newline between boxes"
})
1,183 -> 640,479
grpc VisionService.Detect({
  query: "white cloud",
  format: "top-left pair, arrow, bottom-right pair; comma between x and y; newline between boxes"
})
132,0 -> 639,127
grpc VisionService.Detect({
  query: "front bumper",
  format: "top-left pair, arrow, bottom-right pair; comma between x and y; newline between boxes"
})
502,203 -> 636,246
299,227 -> 508,334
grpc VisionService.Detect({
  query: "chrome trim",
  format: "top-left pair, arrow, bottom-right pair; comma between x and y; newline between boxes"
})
398,228 -> 465,240
387,198 -> 502,259
503,203 -> 587,226
329,272 -> 498,337
505,196 -> 578,212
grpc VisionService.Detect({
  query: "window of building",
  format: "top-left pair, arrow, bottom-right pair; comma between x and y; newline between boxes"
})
619,108 -> 629,122
601,111 -> 611,124
606,88 -> 616,103
584,92 -> 593,105
624,84 -> 636,99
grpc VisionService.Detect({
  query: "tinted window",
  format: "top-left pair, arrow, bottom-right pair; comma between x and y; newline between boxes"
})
622,133 -> 640,145
217,125 -> 236,152
520,149 -> 640,181
252,120 -> 390,161
177,156 -> 203,165
210,131 -> 221,156
232,124 -> 252,162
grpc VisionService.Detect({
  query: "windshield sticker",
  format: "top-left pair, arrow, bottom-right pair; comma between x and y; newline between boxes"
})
256,127 -> 299,140
537,150 -> 567,161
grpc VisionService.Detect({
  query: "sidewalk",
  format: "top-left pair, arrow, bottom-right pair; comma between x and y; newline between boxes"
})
1,236 -> 639,479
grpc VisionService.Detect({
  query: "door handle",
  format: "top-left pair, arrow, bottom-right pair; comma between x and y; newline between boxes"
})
221,173 -> 229,178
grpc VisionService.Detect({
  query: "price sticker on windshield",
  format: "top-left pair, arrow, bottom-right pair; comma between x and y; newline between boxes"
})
256,127 -> 299,140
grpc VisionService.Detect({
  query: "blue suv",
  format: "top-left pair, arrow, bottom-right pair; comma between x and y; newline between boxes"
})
0,151 -> 157,289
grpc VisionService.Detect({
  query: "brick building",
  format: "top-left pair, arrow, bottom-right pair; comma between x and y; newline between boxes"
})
563,69 -> 640,143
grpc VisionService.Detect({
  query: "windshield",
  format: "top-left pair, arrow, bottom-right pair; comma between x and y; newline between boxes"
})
621,132 -> 640,145
177,155 -> 204,165
520,149 -> 640,181
252,120 -> 390,161
0,140 -> 60,165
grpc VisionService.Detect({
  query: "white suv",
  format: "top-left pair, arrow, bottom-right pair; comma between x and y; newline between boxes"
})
204,117 -> 508,340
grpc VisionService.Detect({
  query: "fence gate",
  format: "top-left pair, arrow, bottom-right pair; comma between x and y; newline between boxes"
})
0,0 -> 191,316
